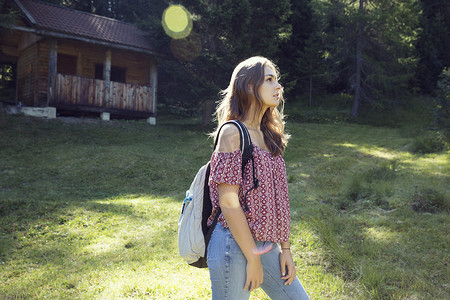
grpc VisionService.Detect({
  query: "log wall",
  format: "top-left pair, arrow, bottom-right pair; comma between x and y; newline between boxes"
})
37,41 -> 50,105
16,42 -> 38,106
55,40 -> 150,85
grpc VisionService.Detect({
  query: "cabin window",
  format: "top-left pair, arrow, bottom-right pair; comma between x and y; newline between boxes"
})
57,54 -> 77,75
95,64 -> 126,83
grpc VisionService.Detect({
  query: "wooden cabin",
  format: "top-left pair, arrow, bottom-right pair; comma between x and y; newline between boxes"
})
0,0 -> 161,119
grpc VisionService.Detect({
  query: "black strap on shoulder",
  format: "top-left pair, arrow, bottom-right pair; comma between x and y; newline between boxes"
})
214,120 -> 250,157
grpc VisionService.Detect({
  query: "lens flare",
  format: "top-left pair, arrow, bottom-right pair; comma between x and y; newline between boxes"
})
162,5 -> 193,39
252,243 -> 273,255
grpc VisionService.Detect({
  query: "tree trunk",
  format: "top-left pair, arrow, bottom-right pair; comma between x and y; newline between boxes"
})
309,65 -> 313,107
201,100 -> 214,127
351,0 -> 364,118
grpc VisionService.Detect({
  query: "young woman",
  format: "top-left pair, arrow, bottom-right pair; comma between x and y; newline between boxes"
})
207,56 -> 310,299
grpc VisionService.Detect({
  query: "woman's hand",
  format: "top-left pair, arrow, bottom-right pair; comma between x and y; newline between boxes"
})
244,256 -> 264,292
279,248 -> 296,285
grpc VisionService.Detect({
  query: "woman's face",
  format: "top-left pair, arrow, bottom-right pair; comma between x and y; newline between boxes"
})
257,65 -> 282,109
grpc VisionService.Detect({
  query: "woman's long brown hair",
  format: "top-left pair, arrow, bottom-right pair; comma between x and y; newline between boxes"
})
212,56 -> 289,156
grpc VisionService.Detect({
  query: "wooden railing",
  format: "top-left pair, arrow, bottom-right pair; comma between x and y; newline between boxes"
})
54,74 -> 153,113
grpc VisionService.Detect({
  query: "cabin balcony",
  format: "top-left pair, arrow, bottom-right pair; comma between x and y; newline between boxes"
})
52,73 -> 155,118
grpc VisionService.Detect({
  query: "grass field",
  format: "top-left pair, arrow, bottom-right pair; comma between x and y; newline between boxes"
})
0,113 -> 448,299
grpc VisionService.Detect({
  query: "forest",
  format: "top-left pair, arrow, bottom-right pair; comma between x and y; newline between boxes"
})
2,0 -> 449,126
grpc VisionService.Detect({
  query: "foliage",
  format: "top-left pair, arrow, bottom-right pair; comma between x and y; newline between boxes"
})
0,0 -> 17,102
433,68 -> 450,130
276,0 -> 315,97
362,0 -> 420,100
408,130 -> 449,153
411,188 -> 449,213
48,0 -> 120,17
313,0 -> 421,116
0,0 -> 16,33
0,64 -> 15,102
174,0 -> 293,119
415,0 -> 450,94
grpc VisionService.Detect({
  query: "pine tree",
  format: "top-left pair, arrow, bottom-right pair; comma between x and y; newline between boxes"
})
277,0 -> 315,100
415,0 -> 450,94
317,0 -> 420,117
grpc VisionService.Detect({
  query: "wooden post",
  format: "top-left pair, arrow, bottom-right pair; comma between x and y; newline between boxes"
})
47,39 -> 57,106
103,49 -> 111,107
149,57 -> 158,115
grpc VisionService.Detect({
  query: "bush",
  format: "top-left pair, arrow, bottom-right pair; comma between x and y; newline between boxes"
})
288,109 -> 350,123
157,103 -> 198,118
409,130 -> 449,154
285,94 -> 351,124
338,161 -> 398,209
411,188 -> 448,213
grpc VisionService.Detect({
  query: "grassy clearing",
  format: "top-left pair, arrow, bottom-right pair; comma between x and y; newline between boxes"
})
0,114 -> 448,299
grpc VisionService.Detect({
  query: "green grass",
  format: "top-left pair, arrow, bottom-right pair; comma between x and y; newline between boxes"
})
0,113 -> 448,299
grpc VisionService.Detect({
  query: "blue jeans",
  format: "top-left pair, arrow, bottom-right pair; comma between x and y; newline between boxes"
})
207,223 -> 310,300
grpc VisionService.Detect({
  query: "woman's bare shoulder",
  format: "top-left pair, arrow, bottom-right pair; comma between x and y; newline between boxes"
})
216,124 -> 241,153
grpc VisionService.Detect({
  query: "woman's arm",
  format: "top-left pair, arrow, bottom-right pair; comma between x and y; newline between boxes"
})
218,183 -> 263,292
214,124 -> 263,291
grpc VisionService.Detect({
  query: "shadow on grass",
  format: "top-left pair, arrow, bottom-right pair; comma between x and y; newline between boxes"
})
0,195 -> 180,298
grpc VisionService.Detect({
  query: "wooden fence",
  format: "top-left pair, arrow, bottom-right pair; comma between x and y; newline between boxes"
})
54,74 -> 152,113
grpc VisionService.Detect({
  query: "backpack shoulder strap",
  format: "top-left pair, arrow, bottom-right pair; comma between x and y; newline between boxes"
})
213,120 -> 252,159
229,120 -> 253,169
213,120 -> 249,154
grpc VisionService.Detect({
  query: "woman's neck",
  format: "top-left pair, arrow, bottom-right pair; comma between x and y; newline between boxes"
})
243,120 -> 260,130
243,102 -> 267,130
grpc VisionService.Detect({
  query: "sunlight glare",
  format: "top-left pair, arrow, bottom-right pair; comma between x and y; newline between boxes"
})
162,5 -> 193,39
335,143 -> 398,159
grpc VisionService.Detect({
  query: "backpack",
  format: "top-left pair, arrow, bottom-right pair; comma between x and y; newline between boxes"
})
178,120 -> 259,268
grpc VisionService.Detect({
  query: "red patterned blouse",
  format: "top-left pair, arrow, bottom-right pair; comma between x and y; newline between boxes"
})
207,143 -> 291,243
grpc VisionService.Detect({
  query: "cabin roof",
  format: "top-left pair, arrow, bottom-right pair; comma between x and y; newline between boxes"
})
14,0 -> 155,53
